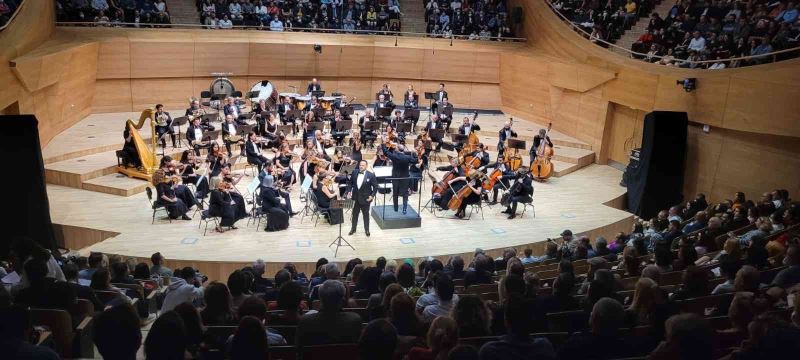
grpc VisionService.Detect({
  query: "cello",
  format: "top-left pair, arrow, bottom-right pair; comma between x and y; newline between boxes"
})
447,172 -> 483,211
530,122 -> 555,180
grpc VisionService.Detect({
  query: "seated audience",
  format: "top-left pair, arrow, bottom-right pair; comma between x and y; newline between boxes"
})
296,280 -> 363,346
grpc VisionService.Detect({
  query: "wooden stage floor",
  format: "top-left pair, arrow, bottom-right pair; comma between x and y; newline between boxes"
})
44,110 -> 633,278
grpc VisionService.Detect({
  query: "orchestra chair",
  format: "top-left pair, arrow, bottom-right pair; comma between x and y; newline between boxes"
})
30,307 -> 94,359
302,190 -> 327,227
198,209 -> 221,236
519,200 -> 536,218
146,187 -> 172,224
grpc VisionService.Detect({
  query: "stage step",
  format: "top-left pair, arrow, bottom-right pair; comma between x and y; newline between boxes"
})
82,173 -> 152,197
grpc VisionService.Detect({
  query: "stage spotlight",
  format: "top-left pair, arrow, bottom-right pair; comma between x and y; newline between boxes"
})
313,44 -> 322,54
676,78 -> 696,92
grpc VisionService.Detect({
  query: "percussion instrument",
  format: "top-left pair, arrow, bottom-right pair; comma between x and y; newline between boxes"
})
319,96 -> 341,111
294,95 -> 311,110
249,80 -> 278,109
210,77 -> 236,98
279,92 -> 301,104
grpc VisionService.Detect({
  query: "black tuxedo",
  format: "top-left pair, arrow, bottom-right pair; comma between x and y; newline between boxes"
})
307,83 -> 322,94
530,135 -> 553,165
383,145 -> 415,212
458,123 -> 481,135
426,120 -> 445,151
437,103 -> 454,129
222,122 -> 243,154
245,140 -> 268,172
436,90 -> 448,102
186,108 -> 215,131
349,169 -> 378,233
278,103 -> 296,131
497,127 -> 518,156
187,124 -> 212,155
507,174 -> 534,214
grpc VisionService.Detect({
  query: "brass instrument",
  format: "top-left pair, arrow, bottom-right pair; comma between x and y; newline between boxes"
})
118,108 -> 158,181
155,112 -> 170,127
224,134 -> 244,143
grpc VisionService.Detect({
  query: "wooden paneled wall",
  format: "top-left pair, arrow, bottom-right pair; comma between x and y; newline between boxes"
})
58,28 -> 516,113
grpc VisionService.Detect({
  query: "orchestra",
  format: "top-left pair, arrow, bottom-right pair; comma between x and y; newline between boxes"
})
128,80 -> 546,238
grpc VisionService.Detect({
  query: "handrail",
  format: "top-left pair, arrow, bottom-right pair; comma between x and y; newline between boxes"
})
0,0 -> 25,32
54,21 -> 527,42
545,0 -> 800,66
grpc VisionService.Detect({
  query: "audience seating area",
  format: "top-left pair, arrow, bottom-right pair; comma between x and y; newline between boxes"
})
552,0 -> 800,68
422,0 -> 515,39
55,0 -> 172,26
2,188 -> 800,359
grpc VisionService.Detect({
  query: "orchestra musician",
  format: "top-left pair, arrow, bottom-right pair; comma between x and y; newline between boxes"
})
458,115 -> 481,135
497,120 -> 518,158
435,157 -> 466,210
374,147 -> 390,167
152,170 -> 192,220
482,159 -> 515,205
206,142 -> 229,178
435,83 -> 448,103
377,83 -> 394,102
348,131 -> 364,163
154,104 -> 177,148
177,150 -> 210,200
307,78 -> 322,95
223,97 -> 247,125
503,170 -> 534,220
210,164 -> 248,220
160,156 -> 201,210
186,117 -> 213,156
304,96 -> 322,113
404,84 -> 417,100
330,109 -> 349,146
381,142 -> 416,214
185,99 -> 215,131
359,109 -> 378,148
389,110 -> 407,144
436,97 -> 454,130
403,93 -> 418,109
245,131 -> 269,173
274,143 -> 297,185
258,173 -> 290,232
209,180 -> 239,232
530,128 -> 554,167
312,167 -> 343,225
121,126 -> 141,168
222,115 -> 245,155
469,143 -> 492,168
278,97 -> 297,135
410,138 -> 429,192
374,94 -> 394,122
449,176 -> 483,219
347,160 -> 379,237
425,115 -> 445,152
312,130 -> 333,161
301,111 -> 317,141
262,113 -> 282,149
259,161 -> 297,216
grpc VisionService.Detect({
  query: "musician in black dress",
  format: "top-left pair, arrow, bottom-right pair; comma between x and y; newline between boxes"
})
382,143 -> 415,214
349,131 -> 364,164
206,142 -> 228,178
161,156 -> 201,209
187,117 -> 212,156
212,165 -> 247,220
347,160 -> 379,236
373,148 -> 390,167
497,120 -> 517,158
377,83 -> 394,102
263,114 -> 282,149
153,171 -> 191,220
209,181 -> 238,232
154,104 -> 177,148
245,132 -> 269,173
502,171 -> 534,219
409,144 -> 428,193
275,143 -> 297,185
260,176 -> 291,232
450,177 -> 482,219
435,157 -> 465,210
529,128 -> 553,167
121,126 -> 141,168
313,169 -> 343,225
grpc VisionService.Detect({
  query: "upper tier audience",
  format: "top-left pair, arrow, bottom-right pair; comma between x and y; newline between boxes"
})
56,0 -> 172,27
552,0 -> 800,68
1,187 -> 799,359
423,0 -> 515,40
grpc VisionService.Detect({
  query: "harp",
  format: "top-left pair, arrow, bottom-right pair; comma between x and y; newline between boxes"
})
117,108 -> 159,181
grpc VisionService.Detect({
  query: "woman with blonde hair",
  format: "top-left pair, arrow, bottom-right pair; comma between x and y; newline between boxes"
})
408,316 -> 459,360
627,277 -> 659,325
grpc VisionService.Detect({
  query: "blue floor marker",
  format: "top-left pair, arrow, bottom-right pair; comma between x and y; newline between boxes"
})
400,238 -> 416,244
296,240 -> 312,247
181,237 -> 198,245
491,228 -> 506,235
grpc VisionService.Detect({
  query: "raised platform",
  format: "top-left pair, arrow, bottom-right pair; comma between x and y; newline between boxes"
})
371,206 -> 422,229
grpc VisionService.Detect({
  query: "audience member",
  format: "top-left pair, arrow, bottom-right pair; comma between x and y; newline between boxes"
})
296,280 -> 362,345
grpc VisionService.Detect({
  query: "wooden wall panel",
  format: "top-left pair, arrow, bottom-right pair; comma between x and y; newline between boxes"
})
338,46 -> 375,78
422,49 -> 476,82
602,68 -> 658,111
92,79 -> 133,113
130,42 -> 194,78
472,52 -> 500,83
469,84 -> 502,110
248,43 -> 287,77
95,38 -> 130,79
605,103 -> 645,165
683,125 -> 724,199
653,74 -> 728,127
723,78 -> 800,136
315,45 -> 343,77
193,42 -> 250,77
372,47 -> 424,79
131,78 -> 193,109
284,44 -> 317,77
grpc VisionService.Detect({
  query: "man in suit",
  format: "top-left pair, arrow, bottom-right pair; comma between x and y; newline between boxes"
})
222,115 -> 245,154
154,104 -> 176,148
374,94 -> 394,122
245,132 -> 269,172
304,96 -> 322,112
223,97 -> 247,125
458,115 -> 481,135
360,109 -> 378,148
437,97 -> 454,130
312,130 -> 332,161
187,117 -> 212,156
383,143 -> 415,214
435,83 -> 448,102
529,128 -> 554,167
278,97 -> 296,134
347,160 -> 379,236
503,171 -> 533,219
296,280 -> 363,346
404,93 -> 418,109
185,99 -> 215,131
307,78 -> 322,95
497,120 -> 517,158
426,115 -> 444,151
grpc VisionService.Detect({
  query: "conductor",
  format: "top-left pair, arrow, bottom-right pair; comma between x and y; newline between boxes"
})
348,160 -> 379,237
382,143 -> 415,214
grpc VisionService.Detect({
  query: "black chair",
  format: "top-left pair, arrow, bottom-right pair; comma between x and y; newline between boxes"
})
146,187 -> 171,223
199,209 -> 220,236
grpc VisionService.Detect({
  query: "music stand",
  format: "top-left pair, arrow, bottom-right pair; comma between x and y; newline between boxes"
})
334,120 -> 353,133
424,92 -> 436,100
311,90 -> 325,98
376,107 -> 393,120
429,128 -> 446,143
507,138 -> 527,150
277,125 -> 293,136
201,113 -> 218,124
364,121 -> 381,131
313,107 -> 326,118
396,122 -> 412,133
287,109 -> 302,120
341,105 -> 355,117
172,116 -> 189,148
450,134 -> 468,144
307,121 -> 325,133
237,124 -> 254,135
403,108 -> 420,121
328,199 -> 355,256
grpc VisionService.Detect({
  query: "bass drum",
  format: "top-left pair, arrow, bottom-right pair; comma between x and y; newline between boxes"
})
210,78 -> 236,98
249,80 -> 279,110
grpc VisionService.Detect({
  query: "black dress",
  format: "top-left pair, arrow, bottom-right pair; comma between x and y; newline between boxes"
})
122,129 -> 141,167
349,138 -> 363,163
209,189 -> 237,227
261,187 -> 290,232
276,153 -> 295,184
314,186 -> 343,225
156,182 -> 189,218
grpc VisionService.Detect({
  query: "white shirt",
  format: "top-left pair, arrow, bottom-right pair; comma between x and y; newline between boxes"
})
219,19 -> 233,29
250,141 -> 260,155
357,172 -> 365,188
464,125 -> 471,133
227,123 -> 237,135
430,121 -> 437,129
270,20 -> 284,31
688,37 -> 706,52
316,140 -> 324,153
193,128 -> 203,141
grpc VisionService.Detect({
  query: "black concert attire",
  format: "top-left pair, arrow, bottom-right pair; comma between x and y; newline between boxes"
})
374,100 -> 395,122
260,184 -> 290,232
222,122 -> 244,155
156,182 -> 190,219
382,145 -> 415,213
456,180 -> 482,215
484,161 -> 515,203
529,135 -> 553,166
435,90 -> 448,102
403,99 -> 419,130
312,138 -> 333,162
275,153 -> 296,185
223,104 -> 248,125
278,102 -> 297,134
121,128 -> 141,168
245,139 -> 269,172
331,116 -> 349,146
389,116 -> 407,143
409,150 -> 428,192
264,121 -> 282,149
497,126 -> 518,158
209,189 -> 237,227
314,181 -> 343,225
373,153 -> 390,167
164,167 -> 200,207
425,119 -> 445,151
505,173 -> 534,216
307,82 -> 322,95
185,107 -> 215,131
404,98 -> 418,109
454,122 -> 481,152
186,124 -> 212,156
435,164 -> 465,210
359,115 -> 378,148
377,89 -> 394,102
349,138 -> 364,163
155,110 -> 177,148
437,102 -> 454,130
349,169 -> 379,234
470,149 -> 492,168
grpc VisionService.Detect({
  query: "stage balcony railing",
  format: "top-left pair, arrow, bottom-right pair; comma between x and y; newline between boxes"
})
55,21 -> 527,43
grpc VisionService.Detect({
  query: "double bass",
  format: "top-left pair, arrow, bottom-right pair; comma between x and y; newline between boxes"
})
530,123 -> 554,180
502,118 -> 522,171
459,111 -> 480,163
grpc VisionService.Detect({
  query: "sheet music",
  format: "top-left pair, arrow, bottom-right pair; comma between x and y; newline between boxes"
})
373,166 -> 394,178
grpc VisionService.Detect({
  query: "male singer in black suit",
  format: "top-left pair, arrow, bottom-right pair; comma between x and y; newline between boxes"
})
503,171 -> 533,219
245,132 -> 269,172
348,160 -> 379,236
382,143 -> 415,214
307,78 -> 322,95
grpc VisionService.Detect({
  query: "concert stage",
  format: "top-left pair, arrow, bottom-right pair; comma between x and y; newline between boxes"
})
44,111 -> 633,281
371,206 -> 422,229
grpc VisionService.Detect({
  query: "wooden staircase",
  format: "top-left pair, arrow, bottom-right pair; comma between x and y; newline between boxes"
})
399,0 -> 427,34
610,1 -> 676,58
166,0 -> 200,25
